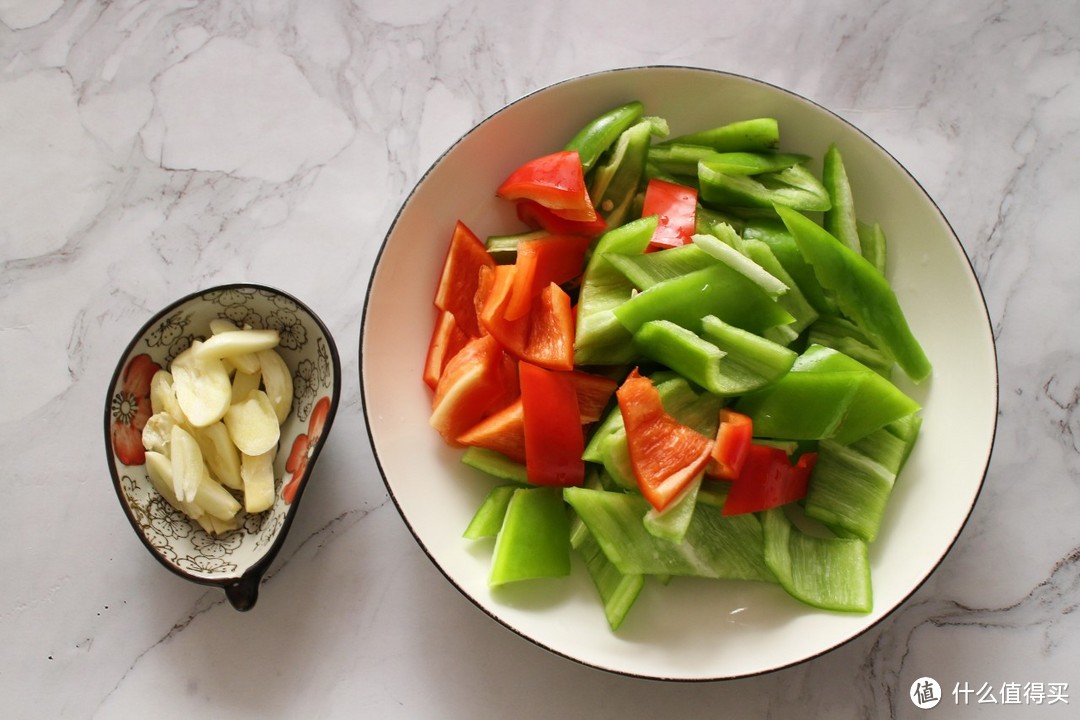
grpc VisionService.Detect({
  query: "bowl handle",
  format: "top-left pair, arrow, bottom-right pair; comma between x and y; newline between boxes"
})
224,571 -> 262,611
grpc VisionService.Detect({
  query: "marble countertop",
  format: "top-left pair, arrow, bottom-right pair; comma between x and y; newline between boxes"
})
3,1 -> 1077,717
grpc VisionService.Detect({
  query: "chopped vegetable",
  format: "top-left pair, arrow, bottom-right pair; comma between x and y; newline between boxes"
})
423,102 -> 930,630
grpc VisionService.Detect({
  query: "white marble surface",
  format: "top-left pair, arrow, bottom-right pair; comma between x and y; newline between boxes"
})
2,0 -> 1077,717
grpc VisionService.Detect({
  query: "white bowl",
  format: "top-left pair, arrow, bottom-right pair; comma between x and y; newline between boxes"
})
360,67 -> 997,679
106,284 -> 341,610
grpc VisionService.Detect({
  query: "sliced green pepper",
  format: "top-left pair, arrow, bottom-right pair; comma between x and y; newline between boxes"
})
564,101 -> 645,173
699,162 -> 832,212
701,151 -> 811,177
613,262 -> 795,337
775,204 -> 931,383
574,215 -> 656,366
822,143 -> 861,254
489,486 -> 571,586
742,217 -> 836,315
661,117 -> 780,152
589,119 -> 653,228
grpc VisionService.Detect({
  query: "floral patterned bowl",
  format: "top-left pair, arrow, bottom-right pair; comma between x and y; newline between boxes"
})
105,284 -> 341,610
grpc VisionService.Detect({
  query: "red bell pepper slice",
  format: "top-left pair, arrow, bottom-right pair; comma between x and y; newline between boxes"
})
457,398 -> 527,464
496,150 -> 596,220
707,409 -> 753,480
505,234 -> 592,321
641,178 -> 698,251
721,446 -> 818,515
423,309 -> 469,390
616,369 -> 714,512
457,369 -> 618,463
516,199 -> 607,238
566,370 -> 618,423
433,221 -> 495,338
479,264 -> 575,371
520,361 -> 585,487
429,334 -> 519,444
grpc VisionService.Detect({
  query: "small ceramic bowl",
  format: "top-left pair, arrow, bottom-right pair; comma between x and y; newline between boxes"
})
105,283 -> 341,610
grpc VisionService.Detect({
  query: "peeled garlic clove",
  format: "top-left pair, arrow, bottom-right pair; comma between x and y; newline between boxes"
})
231,367 -> 262,403
257,349 -> 293,424
193,421 -> 243,491
171,342 -> 232,427
170,424 -> 206,503
193,473 -> 242,521
146,450 -> 204,519
142,411 -> 178,455
195,328 -> 280,362
224,390 -> 280,456
150,370 -> 188,426
241,448 -> 276,514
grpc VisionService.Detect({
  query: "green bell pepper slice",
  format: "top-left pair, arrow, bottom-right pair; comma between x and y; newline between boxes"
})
660,117 -> 780,152
699,162 -> 832,212
613,261 -> 795,337
775,204 -> 931,383
822,143 -> 861,254
589,119 -> 654,228
574,215 -> 657,366
564,101 -> 645,173
489,486 -> 571,586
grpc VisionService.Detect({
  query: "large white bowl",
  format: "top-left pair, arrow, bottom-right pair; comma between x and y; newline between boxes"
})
360,67 -> 997,680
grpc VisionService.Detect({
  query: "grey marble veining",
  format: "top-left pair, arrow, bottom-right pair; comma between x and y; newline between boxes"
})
2,0 -> 1078,717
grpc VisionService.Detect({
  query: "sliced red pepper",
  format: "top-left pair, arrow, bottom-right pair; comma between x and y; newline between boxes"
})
433,221 -> 495,338
516,199 -> 607,238
505,234 -> 591,321
457,398 -> 526,464
496,150 -> 596,220
641,178 -> 698,251
721,446 -> 818,515
430,334 -> 519,444
520,361 -> 585,487
616,369 -> 714,512
479,264 -> 575,371
707,408 -> 753,480
566,370 -> 618,423
423,309 -> 469,390
457,369 -> 618,463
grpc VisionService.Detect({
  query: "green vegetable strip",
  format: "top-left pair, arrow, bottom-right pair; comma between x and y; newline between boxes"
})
571,524 -> 646,631
643,475 -> 703,544
857,220 -> 888,275
484,229 -> 548,264
604,243 -> 715,290
564,101 -> 645,173
463,485 -> 517,539
761,507 -> 872,613
590,120 -> 653,228
699,315 -> 798,393
700,151 -> 811,177
461,446 -> 529,484
803,437 -> 899,543
691,229 -> 790,298
632,320 -> 729,396
613,263 -> 795,337
564,487 -> 776,582
699,163 -> 832,213
822,144 -> 862,255
574,216 -> 657,365
660,117 -> 780,152
776,205 -> 932,383
647,143 -> 717,177
489,487 -> 571,586
738,237 -> 819,341
806,315 -> 893,377
742,218 -> 836,315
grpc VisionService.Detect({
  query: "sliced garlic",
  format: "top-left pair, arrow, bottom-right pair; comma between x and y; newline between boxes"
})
224,390 -> 280,456
193,472 -> 242,521
193,421 -> 243,491
142,411 -> 178,456
150,370 -> 188,426
195,328 -> 280,363
241,448 -> 276,514
171,342 -> 232,427
230,367 -> 262,403
145,451 -> 203,519
170,424 -> 206,503
257,348 -> 293,424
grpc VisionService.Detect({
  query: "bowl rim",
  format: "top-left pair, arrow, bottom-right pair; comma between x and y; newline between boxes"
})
359,65 -> 1000,679
105,281 -> 343,607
